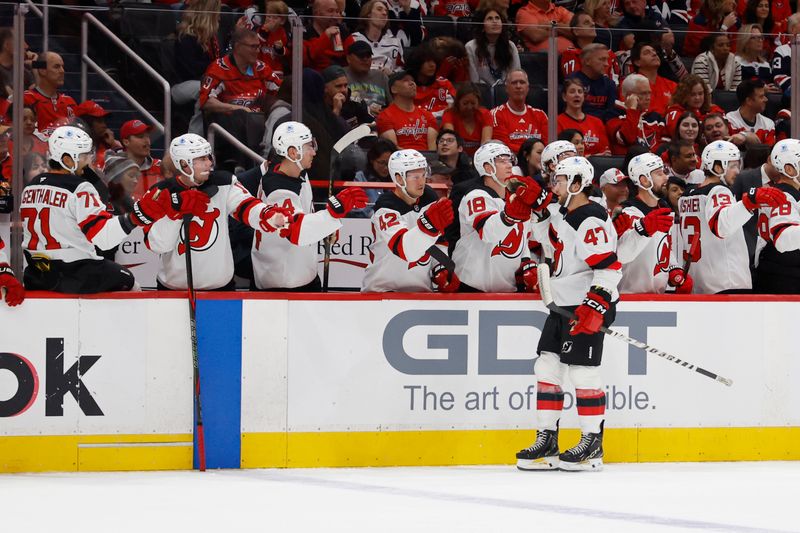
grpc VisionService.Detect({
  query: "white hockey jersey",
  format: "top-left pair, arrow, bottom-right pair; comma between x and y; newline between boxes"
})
532,201 -> 622,306
144,171 -> 268,290
616,197 -> 676,294
21,172 -> 135,263
451,180 -> 531,292
675,183 -> 752,294
251,166 -> 342,289
349,31 -> 404,73
362,186 -> 443,292
755,183 -> 800,271
0,235 -> 9,266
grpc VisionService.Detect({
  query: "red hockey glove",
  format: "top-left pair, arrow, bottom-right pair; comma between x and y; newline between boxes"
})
570,287 -> 611,336
431,263 -> 460,292
166,189 -> 211,219
327,188 -> 369,218
259,205 -> 293,233
0,265 -> 24,306
515,258 -> 539,292
634,207 -> 673,237
508,175 -> 553,212
129,188 -> 169,227
417,198 -> 454,236
667,267 -> 694,294
612,211 -> 633,237
742,186 -> 785,212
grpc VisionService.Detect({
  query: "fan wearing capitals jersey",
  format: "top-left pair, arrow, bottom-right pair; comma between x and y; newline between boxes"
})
251,122 -> 368,291
517,156 -> 620,472
753,140 -> 800,294
450,142 -> 552,292
675,140 -> 784,294
490,70 -> 549,153
145,133 -> 291,291
362,149 -> 456,292
21,127 -> 191,293
616,154 -> 690,294
0,236 -> 24,306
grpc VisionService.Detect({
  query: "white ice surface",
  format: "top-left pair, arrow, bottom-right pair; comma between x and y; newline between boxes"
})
1,462 -> 798,532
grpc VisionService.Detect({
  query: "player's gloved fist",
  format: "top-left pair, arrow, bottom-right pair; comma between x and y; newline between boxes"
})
570,287 -> 611,336
0,266 -> 24,306
742,186 -> 785,212
515,258 -> 539,292
130,188 -> 169,227
327,188 -> 369,218
431,263 -> 460,292
259,205 -> 293,233
634,207 -> 673,237
168,189 -> 210,218
667,267 -> 694,294
612,210 -> 633,237
508,175 -> 552,211
417,198 -> 454,236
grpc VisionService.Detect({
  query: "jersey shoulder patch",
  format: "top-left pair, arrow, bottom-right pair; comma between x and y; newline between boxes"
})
621,197 -> 654,215
565,201 -> 609,231
683,182 -> 719,197
206,170 -> 235,187
261,169 -> 303,197
774,183 -> 800,201
25,172 -> 83,193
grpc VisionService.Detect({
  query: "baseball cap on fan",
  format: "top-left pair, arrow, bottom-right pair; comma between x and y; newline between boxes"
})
74,100 -> 109,118
120,120 -> 153,139
347,40 -> 373,58
599,168 -> 630,187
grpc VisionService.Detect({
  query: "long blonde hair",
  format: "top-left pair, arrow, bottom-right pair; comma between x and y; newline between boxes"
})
736,23 -> 765,61
178,0 -> 222,53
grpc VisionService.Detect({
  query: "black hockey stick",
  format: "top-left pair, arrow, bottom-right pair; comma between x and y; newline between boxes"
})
536,263 -> 733,387
183,215 -> 207,471
427,244 -> 456,272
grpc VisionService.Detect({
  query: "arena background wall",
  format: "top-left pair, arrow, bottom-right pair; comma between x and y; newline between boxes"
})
1,293 -> 799,473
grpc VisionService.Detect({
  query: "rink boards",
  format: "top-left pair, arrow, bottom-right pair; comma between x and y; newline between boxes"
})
1,293 -> 799,472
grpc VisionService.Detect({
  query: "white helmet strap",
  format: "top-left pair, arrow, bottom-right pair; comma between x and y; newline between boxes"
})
60,153 -> 79,174
287,144 -> 305,174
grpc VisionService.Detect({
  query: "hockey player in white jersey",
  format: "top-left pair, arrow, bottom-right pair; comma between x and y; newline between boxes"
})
251,122 -> 368,291
753,139 -> 800,293
361,149 -> 456,292
675,140 -> 784,294
0,236 -> 24,305
540,140 -> 578,182
450,142 -> 552,292
145,133 -> 291,290
21,126 -> 182,293
617,153 -> 689,294
517,156 -> 620,472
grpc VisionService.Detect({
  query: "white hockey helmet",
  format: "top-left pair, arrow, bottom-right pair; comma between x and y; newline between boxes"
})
770,138 -> 800,183
553,156 -> 595,208
701,140 -> 740,184
387,149 -> 429,197
541,140 -> 578,178
170,133 -> 212,185
627,152 -> 665,199
48,125 -> 93,173
473,142 -> 516,187
273,121 -> 316,171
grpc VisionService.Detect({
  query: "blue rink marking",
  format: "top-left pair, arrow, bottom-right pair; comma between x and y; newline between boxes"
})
195,299 -> 242,469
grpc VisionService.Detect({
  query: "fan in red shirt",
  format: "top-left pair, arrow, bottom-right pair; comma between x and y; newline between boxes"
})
490,70 -> 548,154
199,53 -> 281,113
663,74 -> 724,139
627,43 -> 677,117
376,70 -> 438,151
607,73 -> 666,155
432,0 -> 479,17
441,83 -> 493,156
409,45 -> 456,120
23,52 -> 76,135
120,120 -> 162,199
74,100 -> 121,170
556,78 -> 610,156
236,2 -> 289,78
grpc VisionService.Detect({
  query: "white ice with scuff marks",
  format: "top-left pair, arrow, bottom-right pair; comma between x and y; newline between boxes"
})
1,462 -> 798,532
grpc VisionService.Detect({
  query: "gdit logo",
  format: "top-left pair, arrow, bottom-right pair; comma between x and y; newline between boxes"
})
383,309 -> 677,375
0,337 -> 103,418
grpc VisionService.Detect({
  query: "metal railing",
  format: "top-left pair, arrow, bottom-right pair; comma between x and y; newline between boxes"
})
22,0 -> 48,53
80,13 -> 171,147
207,123 -> 265,166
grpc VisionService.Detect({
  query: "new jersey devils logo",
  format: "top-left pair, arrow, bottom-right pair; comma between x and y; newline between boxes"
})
408,252 -> 432,270
491,225 -> 524,259
652,234 -> 672,275
549,226 -> 564,275
178,208 -> 221,255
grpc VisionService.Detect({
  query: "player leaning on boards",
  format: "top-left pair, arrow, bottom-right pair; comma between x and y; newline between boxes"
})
20,126 -> 187,293
675,141 -> 784,294
616,153 -> 692,294
144,133 -> 291,290
517,156 -> 619,472
449,142 -> 552,293
0,236 -> 24,306
754,139 -> 800,294
251,122 -> 368,291
361,149 -> 456,292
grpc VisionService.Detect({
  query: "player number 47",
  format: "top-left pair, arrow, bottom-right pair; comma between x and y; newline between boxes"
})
583,226 -> 608,246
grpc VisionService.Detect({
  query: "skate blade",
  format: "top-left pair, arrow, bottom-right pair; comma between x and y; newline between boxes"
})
516,457 -> 560,471
558,458 -> 603,472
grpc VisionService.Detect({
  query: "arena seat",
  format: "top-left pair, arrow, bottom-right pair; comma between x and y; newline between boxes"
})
519,52 -> 549,87
712,90 -> 739,113
588,155 -> 625,177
